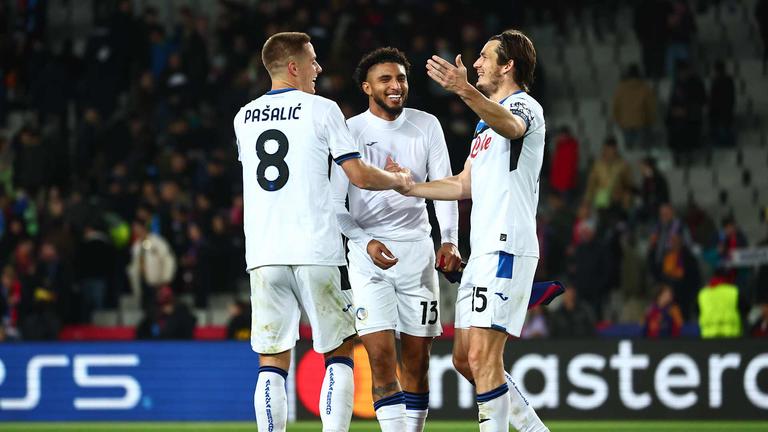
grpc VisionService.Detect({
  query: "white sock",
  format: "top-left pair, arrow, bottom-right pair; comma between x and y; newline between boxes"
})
374,391 -> 406,432
505,371 -> 549,432
320,357 -> 355,432
404,391 -> 429,432
477,383 -> 510,432
255,366 -> 287,432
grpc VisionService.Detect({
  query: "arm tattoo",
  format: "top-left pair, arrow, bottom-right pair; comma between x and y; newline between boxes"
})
372,381 -> 401,398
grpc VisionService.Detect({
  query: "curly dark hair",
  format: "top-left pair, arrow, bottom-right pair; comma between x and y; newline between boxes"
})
353,47 -> 411,90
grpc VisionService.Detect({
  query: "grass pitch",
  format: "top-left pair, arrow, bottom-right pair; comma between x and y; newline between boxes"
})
2,421 -> 768,431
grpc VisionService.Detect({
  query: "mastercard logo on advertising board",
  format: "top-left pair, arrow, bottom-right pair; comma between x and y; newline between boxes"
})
296,344 -> 400,418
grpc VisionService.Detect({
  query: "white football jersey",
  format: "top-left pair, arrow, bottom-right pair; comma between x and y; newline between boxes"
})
330,108 -> 458,246
233,88 -> 361,269
468,90 -> 545,258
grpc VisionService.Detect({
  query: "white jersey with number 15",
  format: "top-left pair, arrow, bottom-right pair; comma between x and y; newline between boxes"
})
468,90 -> 545,259
233,88 -> 361,270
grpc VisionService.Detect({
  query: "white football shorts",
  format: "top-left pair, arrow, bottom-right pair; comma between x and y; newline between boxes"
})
455,252 -> 538,337
249,265 -> 356,354
347,237 -> 441,337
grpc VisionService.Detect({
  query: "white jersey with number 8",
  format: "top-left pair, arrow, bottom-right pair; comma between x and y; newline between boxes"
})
233,88 -> 361,270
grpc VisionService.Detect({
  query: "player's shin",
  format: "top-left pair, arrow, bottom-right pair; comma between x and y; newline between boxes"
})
320,356 -> 355,432
505,371 -> 549,432
404,391 -> 429,432
255,366 -> 288,432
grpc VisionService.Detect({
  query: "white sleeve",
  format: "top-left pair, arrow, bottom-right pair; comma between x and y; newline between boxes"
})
233,113 -> 242,161
330,162 -> 374,247
319,101 -> 362,164
426,117 -> 459,245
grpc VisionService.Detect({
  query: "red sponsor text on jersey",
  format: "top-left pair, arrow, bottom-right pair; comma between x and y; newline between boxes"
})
470,134 -> 492,159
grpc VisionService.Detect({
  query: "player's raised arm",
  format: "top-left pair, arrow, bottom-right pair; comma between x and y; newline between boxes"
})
427,54 -> 527,140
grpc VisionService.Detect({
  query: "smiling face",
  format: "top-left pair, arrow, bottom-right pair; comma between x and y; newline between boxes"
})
363,62 -> 408,120
294,42 -> 322,94
473,40 -> 508,97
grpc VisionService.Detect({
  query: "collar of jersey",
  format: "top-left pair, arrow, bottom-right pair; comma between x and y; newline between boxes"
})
364,109 -> 407,130
499,90 -> 525,105
265,88 -> 298,95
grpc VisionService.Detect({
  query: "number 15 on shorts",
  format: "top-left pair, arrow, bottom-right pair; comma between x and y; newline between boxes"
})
472,287 -> 488,312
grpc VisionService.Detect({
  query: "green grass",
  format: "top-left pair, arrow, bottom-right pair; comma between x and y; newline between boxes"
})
2,421 -> 768,432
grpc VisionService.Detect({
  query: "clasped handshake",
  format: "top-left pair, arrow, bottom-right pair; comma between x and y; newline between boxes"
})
385,156 -> 414,195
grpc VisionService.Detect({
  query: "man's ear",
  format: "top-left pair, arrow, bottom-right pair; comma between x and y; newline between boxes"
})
362,81 -> 372,96
502,59 -> 514,76
287,60 -> 299,77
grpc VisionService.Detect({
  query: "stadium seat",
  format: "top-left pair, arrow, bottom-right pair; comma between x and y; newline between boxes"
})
92,310 -> 119,327
121,309 -> 144,327
211,308 -> 230,326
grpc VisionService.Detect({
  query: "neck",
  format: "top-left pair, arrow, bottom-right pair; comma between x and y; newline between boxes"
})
490,82 -> 522,103
369,101 -> 401,121
271,77 -> 300,92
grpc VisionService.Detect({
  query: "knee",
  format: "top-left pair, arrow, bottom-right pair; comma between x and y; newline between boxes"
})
325,339 -> 354,361
452,351 -> 471,379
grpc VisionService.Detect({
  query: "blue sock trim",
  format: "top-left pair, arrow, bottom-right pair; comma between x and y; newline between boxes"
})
404,391 -> 429,411
477,383 -> 509,403
325,356 -> 354,369
373,391 -> 405,411
258,365 -> 288,379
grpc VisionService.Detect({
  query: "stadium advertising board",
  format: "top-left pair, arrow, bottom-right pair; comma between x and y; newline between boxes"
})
295,339 -> 768,420
0,342 -> 284,421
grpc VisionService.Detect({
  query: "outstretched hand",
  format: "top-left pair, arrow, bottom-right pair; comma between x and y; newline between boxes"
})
426,54 -> 469,94
385,156 -> 414,194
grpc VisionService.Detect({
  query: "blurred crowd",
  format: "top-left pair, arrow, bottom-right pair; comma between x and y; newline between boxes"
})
0,0 -> 766,341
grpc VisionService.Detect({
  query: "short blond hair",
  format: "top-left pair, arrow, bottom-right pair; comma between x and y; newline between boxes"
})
261,32 -> 311,76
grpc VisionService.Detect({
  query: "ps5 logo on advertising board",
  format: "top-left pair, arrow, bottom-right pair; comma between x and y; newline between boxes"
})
0,354 -> 141,410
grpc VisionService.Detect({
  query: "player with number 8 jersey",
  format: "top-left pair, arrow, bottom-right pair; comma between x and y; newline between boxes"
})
233,32 -> 413,432
235,88 -> 359,269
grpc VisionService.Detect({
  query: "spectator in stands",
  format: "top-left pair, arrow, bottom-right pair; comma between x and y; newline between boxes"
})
635,157 -> 670,223
649,232 -> 700,320
12,127 -> 49,197
757,0 -> 768,71
0,265 -> 21,339
698,268 -> 743,338
665,0 -> 696,77
127,220 -> 177,311
549,126 -> 579,203
643,284 -> 684,338
612,64 -> 657,150
649,203 -> 693,266
634,0 -> 669,79
226,299 -> 251,341
583,137 -> 634,224
751,300 -> 768,337
717,216 -> 748,266
666,60 -> 706,165
549,286 -> 596,338
135,285 -> 196,339
180,222 -> 212,308
709,60 -> 736,148
75,222 -> 116,322
568,222 -> 610,320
